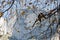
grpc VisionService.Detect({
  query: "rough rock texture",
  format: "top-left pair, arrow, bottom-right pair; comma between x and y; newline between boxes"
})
0,0 -> 60,40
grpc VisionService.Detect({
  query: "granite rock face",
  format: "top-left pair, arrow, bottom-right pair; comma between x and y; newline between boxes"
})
0,0 -> 60,40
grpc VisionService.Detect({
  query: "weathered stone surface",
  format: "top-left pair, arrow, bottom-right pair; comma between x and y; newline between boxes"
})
0,0 -> 60,40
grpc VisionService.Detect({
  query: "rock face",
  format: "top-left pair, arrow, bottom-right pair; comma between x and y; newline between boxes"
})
0,17 -> 7,36
0,0 -> 60,40
0,17 -> 8,40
